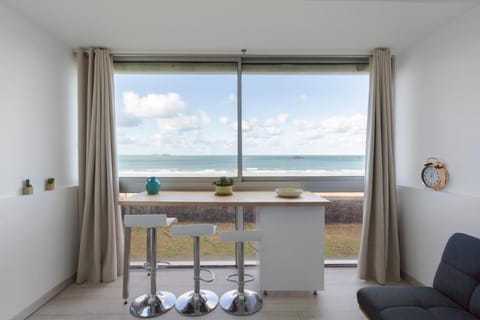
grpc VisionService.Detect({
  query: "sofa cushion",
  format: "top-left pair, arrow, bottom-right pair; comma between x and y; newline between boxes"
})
379,306 -> 478,320
433,233 -> 480,311
469,285 -> 480,317
357,286 -> 462,319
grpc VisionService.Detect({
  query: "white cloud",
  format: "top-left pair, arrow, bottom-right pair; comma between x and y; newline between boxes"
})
321,114 -> 367,135
294,119 -> 315,130
230,118 -> 257,132
264,113 -> 289,126
222,94 -> 236,104
299,94 -> 308,101
262,113 -> 289,136
264,127 -> 282,135
123,91 -> 186,118
199,110 -> 211,125
294,114 -> 367,140
151,130 -> 236,155
157,113 -> 200,133
219,116 -> 230,125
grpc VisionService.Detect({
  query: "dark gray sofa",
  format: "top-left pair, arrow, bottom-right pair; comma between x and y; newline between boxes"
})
357,233 -> 480,320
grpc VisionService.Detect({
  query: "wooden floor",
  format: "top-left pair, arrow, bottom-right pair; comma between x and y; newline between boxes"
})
26,267 -> 387,320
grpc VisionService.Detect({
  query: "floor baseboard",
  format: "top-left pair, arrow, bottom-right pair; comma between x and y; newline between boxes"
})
11,273 -> 76,320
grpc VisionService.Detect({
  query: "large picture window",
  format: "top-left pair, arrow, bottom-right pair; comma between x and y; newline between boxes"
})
115,62 -> 238,177
115,57 -> 369,263
114,57 -> 369,182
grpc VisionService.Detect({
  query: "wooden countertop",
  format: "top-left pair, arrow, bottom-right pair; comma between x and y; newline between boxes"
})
119,191 -> 330,207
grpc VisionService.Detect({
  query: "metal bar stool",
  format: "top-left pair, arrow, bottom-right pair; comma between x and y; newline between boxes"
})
172,224 -> 218,316
123,214 -> 177,318
220,230 -> 263,316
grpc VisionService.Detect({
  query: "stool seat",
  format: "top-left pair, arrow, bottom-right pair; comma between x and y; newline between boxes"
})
172,224 -> 216,237
124,214 -> 177,228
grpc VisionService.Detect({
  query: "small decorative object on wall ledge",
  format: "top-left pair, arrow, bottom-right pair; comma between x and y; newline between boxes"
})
45,177 -> 55,191
145,176 -> 161,195
23,178 -> 33,195
213,176 -> 234,196
421,158 -> 448,191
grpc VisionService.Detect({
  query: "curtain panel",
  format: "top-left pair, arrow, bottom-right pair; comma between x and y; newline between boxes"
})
76,48 -> 123,283
358,48 -> 401,284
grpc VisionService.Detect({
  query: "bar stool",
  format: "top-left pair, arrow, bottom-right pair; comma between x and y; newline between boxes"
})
172,224 -> 218,316
124,214 -> 177,318
220,230 -> 263,316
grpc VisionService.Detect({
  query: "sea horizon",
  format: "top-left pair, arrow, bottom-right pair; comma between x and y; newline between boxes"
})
118,154 -> 365,177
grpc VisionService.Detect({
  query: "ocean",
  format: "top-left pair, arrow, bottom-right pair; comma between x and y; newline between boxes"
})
118,155 -> 365,177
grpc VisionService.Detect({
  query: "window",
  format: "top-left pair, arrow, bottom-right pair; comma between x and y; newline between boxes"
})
115,62 -> 238,177
114,58 -> 369,182
242,63 -> 368,177
115,57 -> 369,263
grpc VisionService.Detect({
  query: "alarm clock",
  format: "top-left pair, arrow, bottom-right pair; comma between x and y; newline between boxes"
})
421,158 -> 448,191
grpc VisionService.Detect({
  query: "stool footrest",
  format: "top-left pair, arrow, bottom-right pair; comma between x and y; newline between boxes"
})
199,268 -> 215,283
143,261 -> 170,272
226,273 -> 255,284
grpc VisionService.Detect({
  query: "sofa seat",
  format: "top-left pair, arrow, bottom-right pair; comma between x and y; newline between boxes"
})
357,286 -> 478,320
357,233 -> 480,320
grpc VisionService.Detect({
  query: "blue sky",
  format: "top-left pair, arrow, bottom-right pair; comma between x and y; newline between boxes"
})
114,72 -> 369,155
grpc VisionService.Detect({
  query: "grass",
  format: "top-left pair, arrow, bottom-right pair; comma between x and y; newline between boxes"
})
129,222 -> 362,262
324,224 -> 362,258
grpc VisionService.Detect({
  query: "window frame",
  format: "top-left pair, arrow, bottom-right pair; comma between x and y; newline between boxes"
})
114,54 -> 369,193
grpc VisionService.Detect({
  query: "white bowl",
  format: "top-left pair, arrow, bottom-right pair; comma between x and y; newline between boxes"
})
275,187 -> 303,198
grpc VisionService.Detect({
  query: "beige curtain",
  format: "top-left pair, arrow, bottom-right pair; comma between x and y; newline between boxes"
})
76,48 -> 123,283
358,48 -> 401,284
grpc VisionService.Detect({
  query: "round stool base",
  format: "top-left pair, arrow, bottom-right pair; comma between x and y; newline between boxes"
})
130,291 -> 176,318
175,290 -> 219,316
220,289 -> 263,315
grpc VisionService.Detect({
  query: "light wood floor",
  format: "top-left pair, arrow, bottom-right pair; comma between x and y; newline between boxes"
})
26,267 -> 386,320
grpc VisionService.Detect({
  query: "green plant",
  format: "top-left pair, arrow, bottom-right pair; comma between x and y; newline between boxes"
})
25,179 -> 32,187
47,177 -> 55,184
212,176 -> 234,186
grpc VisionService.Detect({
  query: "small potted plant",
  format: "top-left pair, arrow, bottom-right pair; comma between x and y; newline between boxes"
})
213,176 -> 234,195
45,177 -> 55,191
23,179 -> 33,195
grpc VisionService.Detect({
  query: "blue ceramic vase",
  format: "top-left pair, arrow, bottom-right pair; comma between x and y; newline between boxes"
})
145,177 -> 161,195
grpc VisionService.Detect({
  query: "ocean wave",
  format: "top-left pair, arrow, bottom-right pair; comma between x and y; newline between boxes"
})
119,168 -> 364,177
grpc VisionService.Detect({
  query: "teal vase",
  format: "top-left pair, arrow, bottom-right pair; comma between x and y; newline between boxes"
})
145,177 -> 161,195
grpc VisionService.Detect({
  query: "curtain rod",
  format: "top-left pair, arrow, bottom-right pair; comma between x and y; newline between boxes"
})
73,50 -> 373,61
111,54 -> 370,64
111,53 -> 371,59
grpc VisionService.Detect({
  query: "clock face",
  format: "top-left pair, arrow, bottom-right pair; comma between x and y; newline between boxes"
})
422,166 -> 439,187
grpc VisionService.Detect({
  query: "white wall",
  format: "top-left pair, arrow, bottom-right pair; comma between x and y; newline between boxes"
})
0,5 -> 77,195
395,4 -> 480,285
0,4 -> 78,319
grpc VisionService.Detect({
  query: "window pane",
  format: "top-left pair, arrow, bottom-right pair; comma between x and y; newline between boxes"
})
242,65 -> 369,177
114,63 -> 237,177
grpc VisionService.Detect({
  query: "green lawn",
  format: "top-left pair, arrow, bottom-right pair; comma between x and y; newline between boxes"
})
129,222 -> 362,261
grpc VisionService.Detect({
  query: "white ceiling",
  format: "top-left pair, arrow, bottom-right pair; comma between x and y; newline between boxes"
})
1,0 -> 479,55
